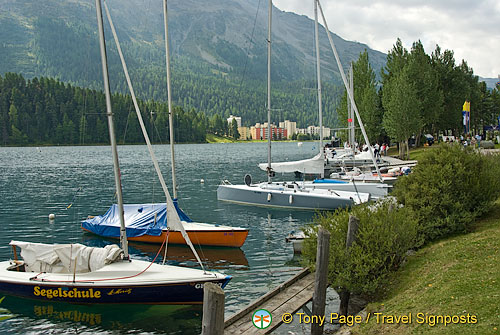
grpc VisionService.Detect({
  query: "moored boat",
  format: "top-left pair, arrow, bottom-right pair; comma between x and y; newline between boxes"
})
1,241 -> 229,304
217,180 -> 370,210
82,203 -> 248,248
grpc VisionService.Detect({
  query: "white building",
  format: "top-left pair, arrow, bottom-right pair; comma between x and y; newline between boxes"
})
227,115 -> 242,127
307,126 -> 331,138
278,120 -> 297,139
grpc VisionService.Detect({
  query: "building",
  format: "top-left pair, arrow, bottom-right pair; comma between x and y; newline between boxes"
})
238,126 -> 250,140
278,120 -> 297,139
307,126 -> 331,139
250,123 -> 287,140
227,115 -> 242,127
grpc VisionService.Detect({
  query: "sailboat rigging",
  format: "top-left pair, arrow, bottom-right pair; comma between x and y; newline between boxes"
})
217,0 -> 371,210
81,0 -> 248,248
0,0 -> 230,304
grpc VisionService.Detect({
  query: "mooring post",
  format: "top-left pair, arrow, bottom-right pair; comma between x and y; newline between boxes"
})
311,227 -> 330,335
201,282 -> 225,335
339,215 -> 360,316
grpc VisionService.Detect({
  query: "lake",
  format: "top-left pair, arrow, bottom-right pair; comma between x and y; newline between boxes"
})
0,141 -> 327,334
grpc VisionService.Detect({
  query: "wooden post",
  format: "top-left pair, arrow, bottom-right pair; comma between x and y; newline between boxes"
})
311,227 -> 330,335
201,283 -> 225,335
339,215 -> 359,316
346,215 -> 359,250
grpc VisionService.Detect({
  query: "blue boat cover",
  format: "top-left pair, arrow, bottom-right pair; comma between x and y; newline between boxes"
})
81,200 -> 192,238
313,179 -> 349,184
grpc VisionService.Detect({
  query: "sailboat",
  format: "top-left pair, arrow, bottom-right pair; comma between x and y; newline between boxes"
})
255,1 -> 391,199
81,0 -> 248,248
217,0 -> 370,210
0,0 -> 230,304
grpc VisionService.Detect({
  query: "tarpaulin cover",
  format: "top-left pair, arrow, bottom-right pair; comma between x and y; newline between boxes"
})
258,153 -> 324,174
9,240 -> 123,273
81,201 -> 192,238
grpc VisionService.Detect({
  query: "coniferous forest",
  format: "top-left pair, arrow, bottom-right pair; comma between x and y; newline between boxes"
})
0,72 -> 343,145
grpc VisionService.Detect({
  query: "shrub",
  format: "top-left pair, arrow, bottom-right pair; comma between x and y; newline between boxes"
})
302,199 -> 417,297
394,144 -> 500,246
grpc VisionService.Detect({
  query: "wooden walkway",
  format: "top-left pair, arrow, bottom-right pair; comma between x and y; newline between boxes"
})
224,268 -> 315,334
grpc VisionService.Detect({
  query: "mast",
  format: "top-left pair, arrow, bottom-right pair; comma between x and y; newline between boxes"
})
163,0 -> 177,199
266,0 -> 272,183
94,0 -> 128,258
349,62 -> 355,152
317,0 -> 383,182
314,0 -> 323,154
102,0 -> 205,270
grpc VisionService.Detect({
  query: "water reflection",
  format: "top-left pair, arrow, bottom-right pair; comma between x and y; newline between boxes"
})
82,235 -> 249,269
0,294 -> 202,334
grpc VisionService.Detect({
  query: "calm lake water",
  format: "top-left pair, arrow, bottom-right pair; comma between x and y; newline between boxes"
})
0,141 -> 327,334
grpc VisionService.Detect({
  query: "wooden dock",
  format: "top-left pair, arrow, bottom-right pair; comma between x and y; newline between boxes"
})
224,268 -> 315,334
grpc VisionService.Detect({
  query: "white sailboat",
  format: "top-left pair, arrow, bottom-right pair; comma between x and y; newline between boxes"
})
0,0 -> 230,304
217,0 -> 370,210
256,0 -> 392,199
81,0 -> 248,248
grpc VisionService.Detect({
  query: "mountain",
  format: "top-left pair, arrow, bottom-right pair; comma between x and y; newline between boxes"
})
479,76 -> 500,90
0,0 -> 387,127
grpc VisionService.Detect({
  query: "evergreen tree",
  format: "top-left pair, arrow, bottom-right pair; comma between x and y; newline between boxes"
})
337,50 -> 382,143
230,118 -> 240,140
382,67 -> 422,159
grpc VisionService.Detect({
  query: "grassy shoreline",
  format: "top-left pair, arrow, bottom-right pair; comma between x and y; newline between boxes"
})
352,200 -> 500,335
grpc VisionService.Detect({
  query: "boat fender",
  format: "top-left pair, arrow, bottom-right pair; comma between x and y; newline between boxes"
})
267,193 -> 272,202
289,194 -> 293,204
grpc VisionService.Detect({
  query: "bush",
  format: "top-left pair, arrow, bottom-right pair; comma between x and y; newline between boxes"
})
302,199 -> 417,297
394,144 -> 500,246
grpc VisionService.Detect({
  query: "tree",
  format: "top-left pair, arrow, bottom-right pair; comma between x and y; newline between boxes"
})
382,66 -> 422,159
406,41 -> 443,140
337,50 -> 382,143
230,118 -> 240,140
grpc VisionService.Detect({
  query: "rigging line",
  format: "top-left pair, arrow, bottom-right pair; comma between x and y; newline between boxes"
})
238,0 -> 262,89
103,0 -> 206,271
122,107 -> 133,144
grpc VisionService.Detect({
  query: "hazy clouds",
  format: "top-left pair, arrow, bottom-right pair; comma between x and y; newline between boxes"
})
274,0 -> 499,78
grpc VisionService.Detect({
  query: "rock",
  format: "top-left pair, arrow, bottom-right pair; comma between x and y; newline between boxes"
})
480,140 -> 495,149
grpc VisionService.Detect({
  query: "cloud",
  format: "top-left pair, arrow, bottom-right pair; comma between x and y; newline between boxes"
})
274,0 -> 500,78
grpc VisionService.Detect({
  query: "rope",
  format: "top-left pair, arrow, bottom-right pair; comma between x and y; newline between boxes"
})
66,187 -> 82,210
30,233 -> 170,283
238,0 -> 262,89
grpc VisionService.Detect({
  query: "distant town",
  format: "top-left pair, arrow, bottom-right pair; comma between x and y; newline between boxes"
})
227,115 -> 331,141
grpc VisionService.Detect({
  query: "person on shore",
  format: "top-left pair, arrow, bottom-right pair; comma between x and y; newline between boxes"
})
471,137 -> 477,148
374,142 -> 380,158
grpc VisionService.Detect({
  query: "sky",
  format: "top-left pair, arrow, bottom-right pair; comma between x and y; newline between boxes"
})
273,0 -> 499,79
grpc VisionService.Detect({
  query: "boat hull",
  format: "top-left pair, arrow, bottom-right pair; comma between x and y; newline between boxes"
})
304,180 -> 391,199
0,279 -> 229,304
82,227 -> 248,248
0,260 -> 231,305
124,230 -> 248,248
217,184 -> 361,210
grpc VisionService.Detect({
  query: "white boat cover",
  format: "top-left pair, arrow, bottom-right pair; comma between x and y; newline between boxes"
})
9,241 -> 123,274
258,153 -> 324,174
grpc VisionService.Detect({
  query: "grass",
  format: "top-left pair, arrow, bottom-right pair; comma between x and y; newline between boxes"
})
205,134 -> 237,143
205,133 -> 294,143
385,145 -> 437,161
352,201 -> 500,335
